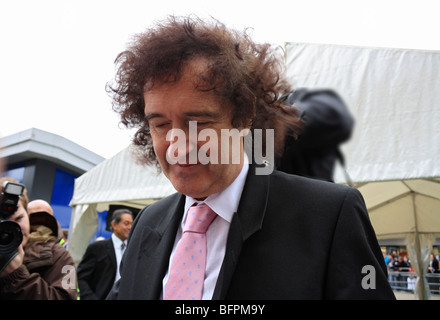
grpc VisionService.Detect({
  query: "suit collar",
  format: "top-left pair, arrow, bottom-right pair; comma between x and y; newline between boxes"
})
134,193 -> 185,300
234,164 -> 270,240
106,237 -> 117,270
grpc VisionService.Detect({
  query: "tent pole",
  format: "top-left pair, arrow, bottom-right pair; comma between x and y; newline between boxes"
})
410,191 -> 429,300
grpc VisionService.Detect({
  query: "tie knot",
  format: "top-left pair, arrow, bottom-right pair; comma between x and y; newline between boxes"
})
184,203 -> 217,233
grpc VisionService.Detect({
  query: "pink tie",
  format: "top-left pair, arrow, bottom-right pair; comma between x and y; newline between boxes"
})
164,203 -> 217,300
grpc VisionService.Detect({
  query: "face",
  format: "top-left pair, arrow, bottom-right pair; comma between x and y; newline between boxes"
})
8,201 -> 30,247
112,213 -> 133,241
144,60 -> 246,200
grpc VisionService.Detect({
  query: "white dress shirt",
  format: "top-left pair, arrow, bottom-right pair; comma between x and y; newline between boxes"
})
162,153 -> 249,299
111,233 -> 127,283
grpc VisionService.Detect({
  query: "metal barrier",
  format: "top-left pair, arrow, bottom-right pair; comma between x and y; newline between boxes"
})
388,267 -> 440,295
426,273 -> 440,296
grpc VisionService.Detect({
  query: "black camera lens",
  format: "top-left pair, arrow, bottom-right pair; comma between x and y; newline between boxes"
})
0,220 -> 23,256
0,229 -> 13,245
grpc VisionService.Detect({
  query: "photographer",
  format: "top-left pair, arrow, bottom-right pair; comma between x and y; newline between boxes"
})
0,177 -> 78,300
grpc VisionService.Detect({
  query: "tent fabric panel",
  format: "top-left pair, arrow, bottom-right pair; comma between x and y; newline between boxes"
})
415,194 -> 440,233
405,233 -> 437,300
68,204 -> 98,265
358,180 -> 410,210
405,179 -> 440,201
73,183 -> 175,205
70,145 -> 175,206
285,43 -> 440,183
368,195 -> 415,237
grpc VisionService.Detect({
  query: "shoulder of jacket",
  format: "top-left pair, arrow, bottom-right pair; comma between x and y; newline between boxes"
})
270,169 -> 353,199
137,192 -> 182,219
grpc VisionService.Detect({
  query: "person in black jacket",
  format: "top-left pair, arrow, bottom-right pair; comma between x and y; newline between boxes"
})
105,15 -> 394,300
77,209 -> 133,300
277,88 -> 354,183
428,253 -> 439,294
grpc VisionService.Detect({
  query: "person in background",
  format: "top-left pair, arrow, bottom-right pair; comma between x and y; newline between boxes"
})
277,88 -> 354,184
427,253 -> 439,294
27,199 -> 69,247
428,253 -> 439,273
27,199 -> 54,215
77,208 -> 133,300
0,178 -> 78,300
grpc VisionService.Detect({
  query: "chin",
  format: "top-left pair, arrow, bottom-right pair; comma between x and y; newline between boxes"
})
174,185 -> 207,200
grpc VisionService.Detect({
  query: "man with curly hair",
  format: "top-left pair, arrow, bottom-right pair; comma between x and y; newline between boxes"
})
107,15 -> 394,300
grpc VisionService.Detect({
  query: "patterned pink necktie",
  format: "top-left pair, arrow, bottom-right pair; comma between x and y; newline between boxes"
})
164,203 -> 217,300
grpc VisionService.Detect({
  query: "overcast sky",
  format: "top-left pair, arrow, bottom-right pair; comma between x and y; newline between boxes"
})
1,0 -> 439,159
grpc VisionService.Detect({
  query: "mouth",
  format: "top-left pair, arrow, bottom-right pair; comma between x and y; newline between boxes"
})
173,162 -> 204,173
176,162 -> 199,168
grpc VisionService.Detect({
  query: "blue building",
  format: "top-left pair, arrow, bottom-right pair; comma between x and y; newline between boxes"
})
0,128 -> 104,230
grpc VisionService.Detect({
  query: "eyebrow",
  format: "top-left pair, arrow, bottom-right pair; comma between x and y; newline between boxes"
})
183,111 -> 222,119
144,111 -> 222,121
144,113 -> 163,122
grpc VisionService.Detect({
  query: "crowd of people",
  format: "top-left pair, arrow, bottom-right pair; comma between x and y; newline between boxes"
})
0,177 -> 78,299
384,249 -> 440,294
0,176 -> 136,300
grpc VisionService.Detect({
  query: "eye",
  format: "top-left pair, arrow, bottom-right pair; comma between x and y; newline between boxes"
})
155,122 -> 170,128
190,120 -> 211,128
151,120 -> 171,130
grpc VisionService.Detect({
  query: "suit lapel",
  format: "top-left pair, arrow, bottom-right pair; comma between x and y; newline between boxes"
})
131,194 -> 185,299
212,164 -> 270,299
106,237 -> 117,273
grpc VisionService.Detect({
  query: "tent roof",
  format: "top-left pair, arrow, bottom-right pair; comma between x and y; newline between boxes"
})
70,145 -> 176,209
359,178 -> 440,211
358,178 -> 440,238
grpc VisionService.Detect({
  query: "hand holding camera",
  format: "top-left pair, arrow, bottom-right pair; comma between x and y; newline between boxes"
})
0,181 -> 25,274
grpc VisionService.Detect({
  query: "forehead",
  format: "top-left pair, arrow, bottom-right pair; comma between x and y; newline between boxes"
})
144,68 -> 225,116
147,57 -> 220,94
116,213 -> 133,223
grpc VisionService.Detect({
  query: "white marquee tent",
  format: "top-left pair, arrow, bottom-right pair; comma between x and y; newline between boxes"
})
68,42 -> 440,299
285,43 -> 440,299
68,145 -> 176,265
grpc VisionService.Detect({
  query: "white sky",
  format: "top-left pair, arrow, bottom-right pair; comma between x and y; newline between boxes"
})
1,0 -> 439,159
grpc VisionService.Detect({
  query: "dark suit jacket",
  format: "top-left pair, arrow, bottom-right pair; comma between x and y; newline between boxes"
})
77,237 -> 117,300
108,165 -> 395,300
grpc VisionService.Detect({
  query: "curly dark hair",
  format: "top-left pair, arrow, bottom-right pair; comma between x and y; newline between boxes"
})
107,15 -> 302,166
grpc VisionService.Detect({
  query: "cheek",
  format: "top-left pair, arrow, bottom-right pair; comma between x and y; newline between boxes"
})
152,136 -> 169,160
19,221 -> 30,244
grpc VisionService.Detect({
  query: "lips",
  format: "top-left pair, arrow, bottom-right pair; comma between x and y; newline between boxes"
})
173,162 -> 204,173
176,162 -> 200,169
177,162 -> 198,166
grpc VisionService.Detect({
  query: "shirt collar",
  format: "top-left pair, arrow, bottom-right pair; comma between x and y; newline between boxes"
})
184,153 -> 249,224
111,233 -> 126,247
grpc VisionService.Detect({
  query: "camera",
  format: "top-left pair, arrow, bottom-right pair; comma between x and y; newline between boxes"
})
0,181 -> 25,272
